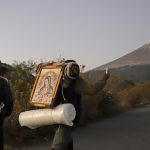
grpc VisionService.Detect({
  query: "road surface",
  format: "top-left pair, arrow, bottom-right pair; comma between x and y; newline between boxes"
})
23,105 -> 150,150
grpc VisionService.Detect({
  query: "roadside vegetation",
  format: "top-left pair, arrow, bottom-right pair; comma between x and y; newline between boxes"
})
1,61 -> 150,149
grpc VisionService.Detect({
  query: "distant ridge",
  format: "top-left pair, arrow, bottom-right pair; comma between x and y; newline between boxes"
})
93,43 -> 150,71
87,43 -> 150,82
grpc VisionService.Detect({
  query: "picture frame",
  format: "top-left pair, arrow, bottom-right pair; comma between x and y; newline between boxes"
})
30,64 -> 62,107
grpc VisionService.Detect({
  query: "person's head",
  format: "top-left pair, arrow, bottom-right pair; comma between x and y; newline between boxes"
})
0,66 -> 9,77
62,60 -> 80,88
64,60 -> 80,80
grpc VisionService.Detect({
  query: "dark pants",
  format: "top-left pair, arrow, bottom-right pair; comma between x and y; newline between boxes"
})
52,125 -> 73,150
0,125 -> 3,150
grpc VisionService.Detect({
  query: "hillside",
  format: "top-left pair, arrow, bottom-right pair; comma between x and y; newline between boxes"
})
93,43 -> 150,71
88,64 -> 150,82
87,43 -> 150,82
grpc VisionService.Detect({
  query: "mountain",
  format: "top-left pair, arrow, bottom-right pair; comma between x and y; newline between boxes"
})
93,43 -> 150,71
87,43 -> 150,82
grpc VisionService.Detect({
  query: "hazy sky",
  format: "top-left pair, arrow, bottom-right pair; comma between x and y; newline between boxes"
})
0,0 -> 150,71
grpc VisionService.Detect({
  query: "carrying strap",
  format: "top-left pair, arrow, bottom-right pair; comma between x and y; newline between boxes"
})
61,79 -> 66,102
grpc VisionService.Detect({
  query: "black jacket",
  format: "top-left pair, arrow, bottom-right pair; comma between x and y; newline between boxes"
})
0,77 -> 13,122
52,76 -> 106,127
52,79 -> 81,127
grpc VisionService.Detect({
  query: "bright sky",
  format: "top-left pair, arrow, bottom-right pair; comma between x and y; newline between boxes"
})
0,0 -> 150,71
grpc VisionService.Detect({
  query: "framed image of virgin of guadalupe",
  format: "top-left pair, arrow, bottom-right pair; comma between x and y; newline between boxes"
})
30,63 -> 62,107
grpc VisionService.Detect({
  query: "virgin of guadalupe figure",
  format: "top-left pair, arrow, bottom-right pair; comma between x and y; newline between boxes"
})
36,76 -> 53,102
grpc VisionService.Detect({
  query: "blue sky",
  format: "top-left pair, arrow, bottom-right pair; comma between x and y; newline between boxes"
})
0,0 -> 150,71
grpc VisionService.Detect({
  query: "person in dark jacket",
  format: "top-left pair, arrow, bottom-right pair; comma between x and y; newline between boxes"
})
37,60 -> 110,150
0,66 -> 13,150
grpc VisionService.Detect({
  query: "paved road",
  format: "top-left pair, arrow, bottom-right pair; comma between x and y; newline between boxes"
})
24,105 -> 150,150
